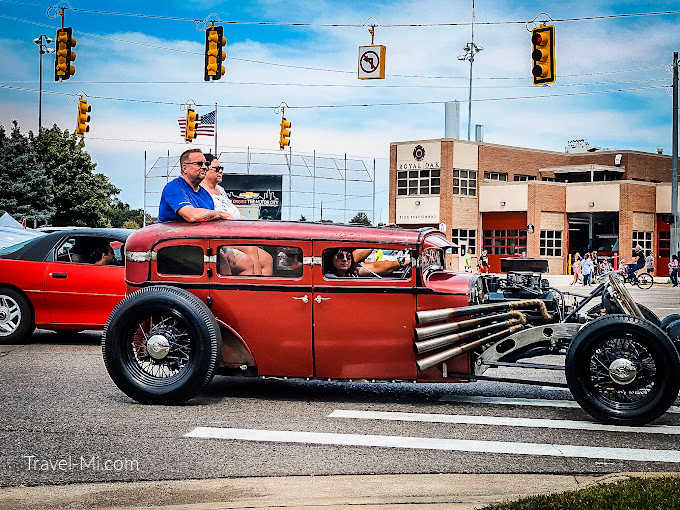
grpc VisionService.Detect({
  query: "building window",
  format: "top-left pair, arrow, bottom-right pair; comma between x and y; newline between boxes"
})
451,229 -> 476,255
397,169 -> 440,196
453,169 -> 477,196
484,171 -> 508,182
540,230 -> 562,257
659,231 -> 670,258
541,176 -> 556,182
513,174 -> 537,182
483,229 -> 527,255
633,231 -> 653,254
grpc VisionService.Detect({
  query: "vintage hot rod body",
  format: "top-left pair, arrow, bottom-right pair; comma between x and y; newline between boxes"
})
103,221 -> 680,426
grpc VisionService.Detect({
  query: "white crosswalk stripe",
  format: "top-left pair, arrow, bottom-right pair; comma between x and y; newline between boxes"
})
438,395 -> 680,414
328,409 -> 680,435
184,427 -> 680,463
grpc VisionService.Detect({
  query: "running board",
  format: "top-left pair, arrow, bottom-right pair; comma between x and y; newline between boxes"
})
445,372 -> 569,388
481,360 -> 565,371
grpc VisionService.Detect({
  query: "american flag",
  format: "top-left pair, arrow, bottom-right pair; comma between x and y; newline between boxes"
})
178,109 -> 216,137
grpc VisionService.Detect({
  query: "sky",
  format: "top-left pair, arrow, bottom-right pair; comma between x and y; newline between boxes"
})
0,0 -> 679,223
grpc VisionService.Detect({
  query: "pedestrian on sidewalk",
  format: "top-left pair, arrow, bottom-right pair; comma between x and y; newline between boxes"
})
570,252 -> 581,285
670,255 -> 679,287
581,253 -> 594,286
646,251 -> 655,275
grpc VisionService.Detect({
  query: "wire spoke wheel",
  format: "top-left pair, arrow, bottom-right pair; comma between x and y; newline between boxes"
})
587,335 -> 657,408
128,312 -> 194,382
566,314 -> 680,425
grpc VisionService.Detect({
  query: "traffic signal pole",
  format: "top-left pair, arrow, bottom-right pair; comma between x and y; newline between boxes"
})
672,51 -> 679,258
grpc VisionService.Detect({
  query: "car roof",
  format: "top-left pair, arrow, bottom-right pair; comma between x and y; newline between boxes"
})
0,228 -> 133,261
126,221 -> 439,251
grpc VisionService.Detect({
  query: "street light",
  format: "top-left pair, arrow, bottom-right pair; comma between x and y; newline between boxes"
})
33,34 -> 54,132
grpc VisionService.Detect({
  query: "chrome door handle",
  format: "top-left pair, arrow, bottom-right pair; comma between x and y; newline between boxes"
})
292,295 -> 309,303
314,295 -> 331,303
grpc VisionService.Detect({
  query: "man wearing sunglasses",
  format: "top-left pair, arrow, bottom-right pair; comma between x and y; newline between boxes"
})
158,148 -> 237,223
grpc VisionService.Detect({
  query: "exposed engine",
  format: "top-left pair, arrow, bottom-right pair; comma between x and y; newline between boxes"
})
479,271 -> 561,319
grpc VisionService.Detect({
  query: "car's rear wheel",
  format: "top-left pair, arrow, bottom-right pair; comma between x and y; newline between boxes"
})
102,285 -> 221,404
0,288 -> 34,345
566,314 -> 680,425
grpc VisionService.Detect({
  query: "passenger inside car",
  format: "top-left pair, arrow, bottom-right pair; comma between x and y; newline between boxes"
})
323,247 -> 410,278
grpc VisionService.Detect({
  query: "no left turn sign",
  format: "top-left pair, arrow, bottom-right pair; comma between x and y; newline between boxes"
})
358,45 -> 386,79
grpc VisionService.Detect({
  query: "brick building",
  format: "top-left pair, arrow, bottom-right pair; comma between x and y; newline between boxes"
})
389,139 -> 679,276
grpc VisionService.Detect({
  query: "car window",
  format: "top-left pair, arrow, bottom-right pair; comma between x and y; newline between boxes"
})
322,247 -> 411,279
55,236 -> 125,265
217,245 -> 302,278
157,245 -> 204,275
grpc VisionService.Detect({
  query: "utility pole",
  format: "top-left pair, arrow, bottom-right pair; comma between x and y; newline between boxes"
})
33,34 -> 54,132
672,51 -> 679,258
458,0 -> 482,141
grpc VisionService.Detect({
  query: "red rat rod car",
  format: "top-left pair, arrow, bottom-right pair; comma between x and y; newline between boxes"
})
102,221 -> 680,426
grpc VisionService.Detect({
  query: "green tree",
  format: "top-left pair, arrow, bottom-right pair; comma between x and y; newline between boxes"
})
110,198 -> 146,228
30,124 -> 120,227
0,122 -> 55,223
122,219 -> 140,229
349,212 -> 371,226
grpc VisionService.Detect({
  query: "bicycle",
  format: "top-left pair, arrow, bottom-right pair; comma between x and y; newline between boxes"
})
612,265 -> 654,289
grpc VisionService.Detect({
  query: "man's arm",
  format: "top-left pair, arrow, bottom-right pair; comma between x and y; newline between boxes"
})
177,206 -> 235,223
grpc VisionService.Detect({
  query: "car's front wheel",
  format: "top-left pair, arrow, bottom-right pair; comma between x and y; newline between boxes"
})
566,314 -> 680,425
0,287 -> 34,345
102,285 -> 221,404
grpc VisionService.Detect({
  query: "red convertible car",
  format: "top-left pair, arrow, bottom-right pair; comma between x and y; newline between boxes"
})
102,221 -> 680,425
0,228 -> 131,344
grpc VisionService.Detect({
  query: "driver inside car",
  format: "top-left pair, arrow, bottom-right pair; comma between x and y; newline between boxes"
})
324,247 -> 410,278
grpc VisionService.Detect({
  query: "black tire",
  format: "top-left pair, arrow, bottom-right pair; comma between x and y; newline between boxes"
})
586,302 -> 660,326
660,314 -> 680,331
102,285 -> 221,404
566,314 -> 680,425
636,272 -> 654,290
0,287 -> 34,344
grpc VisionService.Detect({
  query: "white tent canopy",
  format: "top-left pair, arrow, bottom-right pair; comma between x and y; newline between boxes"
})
0,212 -> 23,229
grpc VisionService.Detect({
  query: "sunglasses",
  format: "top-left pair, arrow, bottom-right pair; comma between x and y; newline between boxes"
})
184,161 -> 208,167
334,252 -> 353,261
209,166 -> 224,173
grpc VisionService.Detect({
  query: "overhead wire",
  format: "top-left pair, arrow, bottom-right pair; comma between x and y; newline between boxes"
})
0,83 -> 669,108
63,6 -> 680,27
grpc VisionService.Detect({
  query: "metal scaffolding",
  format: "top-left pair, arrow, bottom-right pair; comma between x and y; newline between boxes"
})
143,148 -> 376,225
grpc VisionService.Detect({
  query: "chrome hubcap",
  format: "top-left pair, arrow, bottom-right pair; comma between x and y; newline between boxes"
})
146,334 -> 170,360
608,358 -> 637,385
0,295 -> 21,336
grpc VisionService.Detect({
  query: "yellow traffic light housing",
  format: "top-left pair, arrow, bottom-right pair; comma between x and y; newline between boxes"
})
204,25 -> 227,81
75,98 -> 90,137
185,107 -> 198,142
531,25 -> 555,85
279,117 -> 291,150
55,27 -> 76,81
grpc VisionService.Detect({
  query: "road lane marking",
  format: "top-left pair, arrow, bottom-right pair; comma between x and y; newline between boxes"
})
438,395 -> 680,414
329,410 -> 680,435
184,427 -> 680,463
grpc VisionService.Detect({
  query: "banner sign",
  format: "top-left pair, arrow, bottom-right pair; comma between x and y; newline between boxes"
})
221,174 -> 283,220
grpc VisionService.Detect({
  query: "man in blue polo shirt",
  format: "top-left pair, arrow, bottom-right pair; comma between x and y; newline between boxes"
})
158,148 -> 236,222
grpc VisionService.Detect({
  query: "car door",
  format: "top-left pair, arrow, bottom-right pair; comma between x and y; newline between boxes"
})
311,241 -> 417,380
209,239 -> 313,377
43,235 -> 125,327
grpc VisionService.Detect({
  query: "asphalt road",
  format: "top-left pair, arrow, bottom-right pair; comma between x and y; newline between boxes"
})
0,282 -> 678,489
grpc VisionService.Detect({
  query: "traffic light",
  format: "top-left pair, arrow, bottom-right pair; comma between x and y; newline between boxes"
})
531,25 -> 555,85
75,98 -> 90,137
204,25 -> 226,81
185,107 -> 198,142
55,27 -> 76,81
279,116 -> 291,150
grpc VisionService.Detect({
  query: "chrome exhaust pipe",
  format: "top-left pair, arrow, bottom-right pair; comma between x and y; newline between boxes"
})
416,299 -> 551,324
415,311 -> 523,341
416,324 -> 525,372
415,316 -> 526,354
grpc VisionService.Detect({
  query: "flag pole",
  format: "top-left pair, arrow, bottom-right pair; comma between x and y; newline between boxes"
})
214,102 -> 218,156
